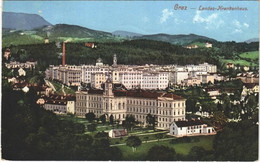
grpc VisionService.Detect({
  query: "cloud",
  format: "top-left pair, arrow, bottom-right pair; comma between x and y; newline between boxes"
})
193,11 -> 224,29
243,23 -> 249,28
233,20 -> 241,28
160,9 -> 173,23
232,20 -> 249,34
232,29 -> 243,34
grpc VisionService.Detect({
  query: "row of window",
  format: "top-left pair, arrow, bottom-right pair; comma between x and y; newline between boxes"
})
127,99 -> 185,108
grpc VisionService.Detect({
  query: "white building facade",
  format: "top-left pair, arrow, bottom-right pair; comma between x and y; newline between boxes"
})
75,79 -> 186,130
169,120 -> 216,137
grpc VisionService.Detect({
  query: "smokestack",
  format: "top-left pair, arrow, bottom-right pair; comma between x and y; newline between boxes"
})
63,42 -> 65,66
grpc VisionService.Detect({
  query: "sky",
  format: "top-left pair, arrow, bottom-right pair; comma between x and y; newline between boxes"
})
3,1 -> 259,42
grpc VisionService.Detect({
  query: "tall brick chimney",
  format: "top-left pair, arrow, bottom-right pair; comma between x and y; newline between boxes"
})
62,42 -> 65,66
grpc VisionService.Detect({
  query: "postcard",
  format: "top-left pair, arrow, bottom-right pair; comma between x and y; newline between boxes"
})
2,0 -> 259,161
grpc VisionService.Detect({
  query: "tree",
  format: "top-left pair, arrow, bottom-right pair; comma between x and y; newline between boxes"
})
94,131 -> 108,139
212,111 -> 227,130
99,114 -> 106,124
147,145 -> 176,161
186,98 -> 199,113
146,114 -> 156,130
122,114 -> 137,130
87,124 -> 97,132
242,94 -> 258,120
109,115 -> 114,125
85,112 -> 96,123
213,120 -> 258,161
188,146 -> 208,161
126,136 -> 142,152
155,133 -> 163,141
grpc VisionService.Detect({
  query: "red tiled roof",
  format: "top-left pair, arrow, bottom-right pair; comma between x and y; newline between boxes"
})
244,83 -> 258,89
85,88 -> 185,100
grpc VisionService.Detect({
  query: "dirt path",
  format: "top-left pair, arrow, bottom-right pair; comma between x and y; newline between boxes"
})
110,137 -> 175,147
44,79 -> 56,91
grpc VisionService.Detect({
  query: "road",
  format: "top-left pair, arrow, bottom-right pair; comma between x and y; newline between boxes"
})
110,137 -> 175,147
44,79 -> 56,91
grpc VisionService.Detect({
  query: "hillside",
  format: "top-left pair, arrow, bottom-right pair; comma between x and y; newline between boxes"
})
36,24 -> 113,39
244,38 -> 259,44
112,30 -> 143,37
3,12 -> 52,30
2,24 -> 124,47
134,33 -> 216,45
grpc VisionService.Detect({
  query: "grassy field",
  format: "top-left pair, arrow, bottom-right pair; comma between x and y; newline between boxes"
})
58,115 -> 215,160
118,135 -> 215,160
50,81 -> 76,95
221,58 -> 257,66
50,81 -> 63,94
189,42 -> 206,48
239,51 -> 259,60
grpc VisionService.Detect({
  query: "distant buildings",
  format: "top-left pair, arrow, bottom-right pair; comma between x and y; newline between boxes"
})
205,42 -> 212,48
85,42 -> 97,48
4,48 -> 11,60
241,83 -> 259,98
185,42 -> 212,49
5,61 -> 37,69
186,45 -> 198,49
237,72 -> 259,84
169,120 -> 216,137
45,55 -> 217,89
18,68 -> 26,76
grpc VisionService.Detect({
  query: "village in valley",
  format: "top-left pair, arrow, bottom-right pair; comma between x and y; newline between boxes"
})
2,1 -> 259,161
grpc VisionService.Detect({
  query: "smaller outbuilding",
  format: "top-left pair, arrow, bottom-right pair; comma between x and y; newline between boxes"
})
169,120 -> 216,137
109,129 -> 127,138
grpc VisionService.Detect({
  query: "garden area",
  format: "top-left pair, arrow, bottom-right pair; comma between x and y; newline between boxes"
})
118,135 -> 215,160
57,114 -> 216,160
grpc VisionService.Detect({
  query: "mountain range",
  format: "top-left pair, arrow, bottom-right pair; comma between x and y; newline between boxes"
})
2,12 -> 258,47
3,12 -> 52,30
112,30 -> 143,37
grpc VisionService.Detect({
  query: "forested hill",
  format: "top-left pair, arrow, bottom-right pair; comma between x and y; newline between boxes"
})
133,33 -> 216,45
35,24 -> 113,39
3,39 -> 258,71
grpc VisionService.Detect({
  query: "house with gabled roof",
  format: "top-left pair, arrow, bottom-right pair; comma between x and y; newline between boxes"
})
169,119 -> 216,137
109,129 -> 127,138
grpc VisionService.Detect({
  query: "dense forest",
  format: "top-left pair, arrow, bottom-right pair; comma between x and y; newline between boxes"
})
2,82 -> 123,160
3,39 -> 258,71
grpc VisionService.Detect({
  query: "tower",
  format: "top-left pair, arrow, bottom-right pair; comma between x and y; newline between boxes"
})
104,78 -> 114,97
113,54 -> 117,67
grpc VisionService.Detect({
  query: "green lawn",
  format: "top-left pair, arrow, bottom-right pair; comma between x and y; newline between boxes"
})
50,81 -> 76,95
189,42 -> 206,48
221,59 -> 257,66
239,51 -> 259,60
118,135 -> 215,160
63,86 -> 76,94
50,81 -> 63,94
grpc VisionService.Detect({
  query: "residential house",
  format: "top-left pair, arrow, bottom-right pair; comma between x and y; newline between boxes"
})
18,68 -> 26,76
109,129 -> 127,138
241,83 -> 259,98
186,45 -> 198,49
169,120 -> 216,137
226,63 -> 234,69
205,42 -> 212,48
43,95 -> 76,114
